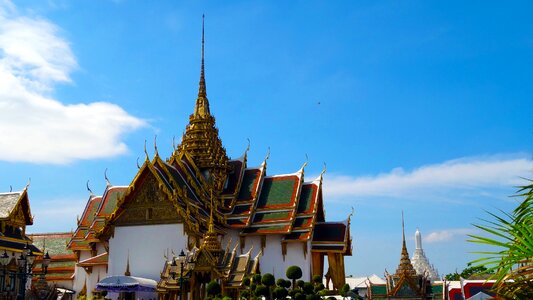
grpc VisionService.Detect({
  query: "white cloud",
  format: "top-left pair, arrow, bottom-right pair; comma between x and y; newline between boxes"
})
323,154 -> 533,201
0,1 -> 145,164
425,228 -> 476,243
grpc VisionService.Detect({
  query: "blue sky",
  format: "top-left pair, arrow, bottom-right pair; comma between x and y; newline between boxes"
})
0,0 -> 531,277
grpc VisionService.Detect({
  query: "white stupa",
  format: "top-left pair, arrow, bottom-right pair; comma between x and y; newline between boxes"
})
411,228 -> 440,281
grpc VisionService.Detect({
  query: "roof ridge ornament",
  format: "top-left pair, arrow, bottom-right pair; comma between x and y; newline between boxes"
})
261,147 -> 270,167
144,139 -> 149,161
86,180 -> 95,197
154,135 -> 159,158
24,178 -> 31,190
104,168 -> 112,188
299,154 -> 309,172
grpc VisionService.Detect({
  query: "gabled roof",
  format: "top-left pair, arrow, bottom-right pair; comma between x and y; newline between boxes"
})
242,169 -> 304,235
226,165 -> 265,229
68,194 -> 102,250
0,189 -> 33,225
284,177 -> 323,242
30,232 -> 76,282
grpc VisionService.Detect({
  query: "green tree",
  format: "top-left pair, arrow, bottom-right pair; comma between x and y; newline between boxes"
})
254,285 -> 268,298
294,292 -> 305,300
273,286 -> 288,300
444,264 -> 489,280
314,283 -> 325,294
286,265 -> 303,290
302,282 -> 314,294
262,273 -> 276,300
312,275 -> 322,285
468,179 -> 533,298
296,280 -> 305,289
239,289 -> 250,300
206,280 -> 221,298
340,283 -> 351,300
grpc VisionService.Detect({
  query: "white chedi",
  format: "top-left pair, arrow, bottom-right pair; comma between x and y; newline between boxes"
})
411,228 -> 439,281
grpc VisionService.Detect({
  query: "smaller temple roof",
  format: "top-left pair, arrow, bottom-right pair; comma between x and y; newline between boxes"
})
30,232 -> 76,282
0,190 -> 33,225
311,220 -> 351,253
0,192 -> 21,219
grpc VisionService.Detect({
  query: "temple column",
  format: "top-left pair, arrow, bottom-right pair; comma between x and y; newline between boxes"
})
311,252 -> 324,278
327,252 -> 346,290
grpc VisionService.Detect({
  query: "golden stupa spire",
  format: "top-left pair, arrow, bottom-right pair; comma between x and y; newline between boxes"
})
194,14 -> 210,118
175,14 -> 230,194
202,189 -> 222,254
395,212 -> 417,276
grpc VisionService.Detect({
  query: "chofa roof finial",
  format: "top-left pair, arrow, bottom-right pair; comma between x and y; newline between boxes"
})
104,168 -> 112,187
86,180 -> 94,197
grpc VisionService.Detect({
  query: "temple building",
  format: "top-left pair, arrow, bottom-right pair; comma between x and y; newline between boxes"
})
30,233 -> 77,297
0,188 -> 43,300
68,20 -> 352,300
411,229 -> 439,281
367,218 -> 443,300
67,181 -> 127,298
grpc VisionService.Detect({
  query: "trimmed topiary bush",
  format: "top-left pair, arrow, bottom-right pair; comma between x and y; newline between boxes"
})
286,265 -> 303,290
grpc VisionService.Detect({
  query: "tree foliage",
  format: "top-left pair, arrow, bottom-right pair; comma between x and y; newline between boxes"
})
468,179 -> 533,299
444,264 -> 490,280
206,280 -> 221,298
286,265 -> 303,290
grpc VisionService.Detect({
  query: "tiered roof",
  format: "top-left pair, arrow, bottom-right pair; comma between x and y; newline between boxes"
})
68,184 -> 126,252
31,232 -> 76,283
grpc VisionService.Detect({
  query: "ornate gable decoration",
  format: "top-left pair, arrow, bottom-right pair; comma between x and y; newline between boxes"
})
114,170 -> 182,226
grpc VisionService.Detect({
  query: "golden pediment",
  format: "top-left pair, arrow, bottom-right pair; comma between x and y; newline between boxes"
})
114,172 -> 182,226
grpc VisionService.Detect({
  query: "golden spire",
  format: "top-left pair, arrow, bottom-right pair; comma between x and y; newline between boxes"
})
175,14 -> 229,194
202,189 -> 222,255
395,212 -> 417,276
194,14 -> 210,118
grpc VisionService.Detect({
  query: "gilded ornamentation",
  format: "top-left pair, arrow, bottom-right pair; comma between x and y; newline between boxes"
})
114,173 -> 182,226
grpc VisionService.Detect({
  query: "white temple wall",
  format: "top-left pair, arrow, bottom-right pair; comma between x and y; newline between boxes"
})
220,229 -> 240,250
72,250 -> 92,297
108,224 -> 187,280
85,265 -> 108,298
242,235 -> 311,281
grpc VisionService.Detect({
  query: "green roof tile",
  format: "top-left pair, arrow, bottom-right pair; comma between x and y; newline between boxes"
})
237,170 -> 260,200
252,211 -> 290,223
257,176 -> 298,208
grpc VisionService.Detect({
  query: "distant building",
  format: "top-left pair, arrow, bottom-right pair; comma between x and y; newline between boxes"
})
367,218 -> 443,299
411,229 -> 439,281
30,233 -> 77,292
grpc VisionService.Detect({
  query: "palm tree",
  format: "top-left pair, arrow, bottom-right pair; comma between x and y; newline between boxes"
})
468,179 -> 533,299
